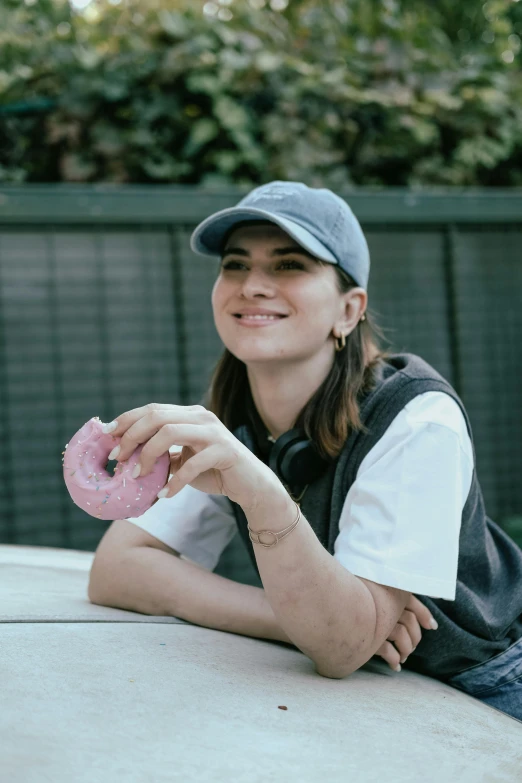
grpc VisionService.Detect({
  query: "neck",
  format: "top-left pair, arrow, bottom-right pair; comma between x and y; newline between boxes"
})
246,348 -> 336,439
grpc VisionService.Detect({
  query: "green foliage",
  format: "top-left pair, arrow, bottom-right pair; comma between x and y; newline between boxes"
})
1,0 -> 522,185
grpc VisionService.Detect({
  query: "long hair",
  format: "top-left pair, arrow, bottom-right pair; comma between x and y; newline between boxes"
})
205,231 -> 391,460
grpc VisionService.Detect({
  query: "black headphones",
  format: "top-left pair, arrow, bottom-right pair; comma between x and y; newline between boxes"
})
232,422 -> 330,490
269,428 -> 330,486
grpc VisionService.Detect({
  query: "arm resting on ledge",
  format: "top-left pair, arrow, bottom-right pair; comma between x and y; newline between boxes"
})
88,519 -> 293,645
89,516 -> 409,679
243,487 -> 410,679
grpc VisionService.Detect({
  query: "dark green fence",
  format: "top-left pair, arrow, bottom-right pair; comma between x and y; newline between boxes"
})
1,186 -> 521,584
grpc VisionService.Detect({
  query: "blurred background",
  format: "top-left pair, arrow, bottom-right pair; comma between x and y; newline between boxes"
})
0,0 -> 521,586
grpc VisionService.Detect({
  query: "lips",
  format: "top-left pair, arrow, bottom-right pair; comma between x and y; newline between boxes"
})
234,314 -> 286,320
233,307 -> 288,318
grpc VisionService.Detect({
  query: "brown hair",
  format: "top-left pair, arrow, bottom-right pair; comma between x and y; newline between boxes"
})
205,223 -> 391,460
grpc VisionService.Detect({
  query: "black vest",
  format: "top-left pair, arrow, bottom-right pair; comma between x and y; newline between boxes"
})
231,353 -> 522,681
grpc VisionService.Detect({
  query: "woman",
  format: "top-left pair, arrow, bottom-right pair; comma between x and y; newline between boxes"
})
91,181 -> 522,720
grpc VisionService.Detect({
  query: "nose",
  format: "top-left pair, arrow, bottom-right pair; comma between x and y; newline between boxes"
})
239,267 -> 276,298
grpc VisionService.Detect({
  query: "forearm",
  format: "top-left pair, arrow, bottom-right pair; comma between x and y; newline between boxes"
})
245,489 -> 388,676
89,545 -> 294,644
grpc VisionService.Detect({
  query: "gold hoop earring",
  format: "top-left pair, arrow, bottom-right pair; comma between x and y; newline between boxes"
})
335,333 -> 346,352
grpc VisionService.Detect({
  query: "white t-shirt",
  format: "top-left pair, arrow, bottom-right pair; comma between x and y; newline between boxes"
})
127,392 -> 474,601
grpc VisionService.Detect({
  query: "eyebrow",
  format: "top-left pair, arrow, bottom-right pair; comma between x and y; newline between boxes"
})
221,246 -> 318,261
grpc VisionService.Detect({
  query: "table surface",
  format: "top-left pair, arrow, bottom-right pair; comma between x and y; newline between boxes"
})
1,544 -> 521,783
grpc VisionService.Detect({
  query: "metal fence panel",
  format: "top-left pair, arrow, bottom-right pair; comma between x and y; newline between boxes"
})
453,227 -> 522,522
175,226 -> 224,404
0,226 -> 182,550
366,228 -> 454,383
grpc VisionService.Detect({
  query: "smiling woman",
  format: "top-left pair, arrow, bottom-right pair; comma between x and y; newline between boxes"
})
89,181 -> 522,722
208,219 -> 380,458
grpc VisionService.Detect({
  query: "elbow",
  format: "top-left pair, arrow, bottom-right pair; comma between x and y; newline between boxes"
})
87,554 -> 115,607
87,571 -> 107,606
314,658 -> 357,680
312,636 -> 371,680
87,538 -> 132,607
312,644 -> 360,679
314,662 -> 347,679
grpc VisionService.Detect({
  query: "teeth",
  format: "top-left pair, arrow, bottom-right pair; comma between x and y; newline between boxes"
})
239,314 -> 281,320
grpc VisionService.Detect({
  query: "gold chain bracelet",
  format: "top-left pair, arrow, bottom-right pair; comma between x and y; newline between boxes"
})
247,501 -> 301,548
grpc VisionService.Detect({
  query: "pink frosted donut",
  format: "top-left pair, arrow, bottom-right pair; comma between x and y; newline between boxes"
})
63,417 -> 170,520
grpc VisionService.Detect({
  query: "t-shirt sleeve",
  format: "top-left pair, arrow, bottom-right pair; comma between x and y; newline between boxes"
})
333,392 -> 474,601
126,485 -> 237,571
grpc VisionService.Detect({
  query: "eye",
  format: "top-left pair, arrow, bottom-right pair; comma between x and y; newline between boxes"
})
221,261 -> 246,270
220,259 -> 306,271
278,260 -> 305,270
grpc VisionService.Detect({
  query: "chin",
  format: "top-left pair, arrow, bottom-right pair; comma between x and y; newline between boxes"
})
222,339 -> 283,361
232,342 -> 313,366
232,349 -> 287,364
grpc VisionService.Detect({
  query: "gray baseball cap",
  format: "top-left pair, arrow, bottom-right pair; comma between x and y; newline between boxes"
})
189,181 -> 370,289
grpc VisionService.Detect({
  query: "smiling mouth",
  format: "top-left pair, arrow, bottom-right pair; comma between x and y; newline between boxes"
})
233,314 -> 287,320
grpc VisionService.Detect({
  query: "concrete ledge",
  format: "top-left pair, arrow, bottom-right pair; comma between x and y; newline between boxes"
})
2,545 -> 521,781
0,544 -> 94,571
0,545 -> 183,624
3,622 -> 522,782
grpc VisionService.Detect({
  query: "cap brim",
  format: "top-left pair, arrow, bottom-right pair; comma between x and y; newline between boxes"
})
189,207 -> 338,265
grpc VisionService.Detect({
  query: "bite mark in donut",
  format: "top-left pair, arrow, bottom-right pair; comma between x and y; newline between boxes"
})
63,417 -> 170,520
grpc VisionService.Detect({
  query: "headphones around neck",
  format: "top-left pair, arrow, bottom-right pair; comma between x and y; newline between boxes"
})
232,423 -> 330,490
268,428 -> 329,487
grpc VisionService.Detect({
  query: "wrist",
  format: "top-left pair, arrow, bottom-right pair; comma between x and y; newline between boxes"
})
241,479 -> 296,531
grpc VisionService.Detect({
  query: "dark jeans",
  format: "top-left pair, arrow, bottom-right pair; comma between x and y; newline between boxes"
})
447,636 -> 522,723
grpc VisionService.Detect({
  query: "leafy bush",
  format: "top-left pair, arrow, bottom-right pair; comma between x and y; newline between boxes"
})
1,0 -> 522,186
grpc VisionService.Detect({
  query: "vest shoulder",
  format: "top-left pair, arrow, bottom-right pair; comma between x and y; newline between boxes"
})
379,352 -> 449,386
339,352 -> 472,466
364,353 -> 462,422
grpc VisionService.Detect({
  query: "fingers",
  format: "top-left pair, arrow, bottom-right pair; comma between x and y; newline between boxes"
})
375,641 -> 402,672
117,413 -> 195,462
103,407 -> 177,462
376,621 -> 418,671
395,609 -> 422,650
102,403 -> 180,438
102,405 -> 215,466
406,595 -> 439,630
386,622 -> 417,664
135,424 -> 214,476
376,597 -> 440,672
160,444 -> 225,498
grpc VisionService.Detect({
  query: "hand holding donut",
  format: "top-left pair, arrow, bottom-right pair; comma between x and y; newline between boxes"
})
102,402 -> 281,510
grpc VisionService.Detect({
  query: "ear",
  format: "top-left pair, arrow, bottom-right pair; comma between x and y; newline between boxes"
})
332,288 -> 367,339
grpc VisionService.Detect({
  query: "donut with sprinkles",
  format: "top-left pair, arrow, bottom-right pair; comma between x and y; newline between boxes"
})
62,417 -> 170,520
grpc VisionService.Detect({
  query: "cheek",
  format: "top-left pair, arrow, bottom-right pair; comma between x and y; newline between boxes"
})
211,278 -> 226,317
297,286 -> 338,328
211,279 -> 235,341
